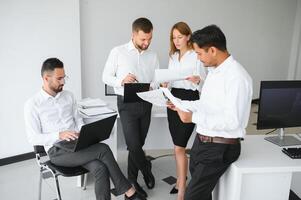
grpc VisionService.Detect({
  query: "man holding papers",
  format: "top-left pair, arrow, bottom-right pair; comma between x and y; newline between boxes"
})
102,17 -> 159,198
168,25 -> 253,200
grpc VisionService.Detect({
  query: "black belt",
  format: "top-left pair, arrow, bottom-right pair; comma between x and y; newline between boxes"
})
198,134 -> 240,144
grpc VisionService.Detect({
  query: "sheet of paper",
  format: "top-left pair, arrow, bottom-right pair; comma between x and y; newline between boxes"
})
79,107 -> 116,117
154,67 -> 194,83
78,98 -> 107,108
137,89 -> 168,107
160,87 -> 189,112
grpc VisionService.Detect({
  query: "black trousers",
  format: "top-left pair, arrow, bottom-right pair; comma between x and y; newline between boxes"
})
184,135 -> 241,200
117,95 -> 152,182
48,143 -> 131,200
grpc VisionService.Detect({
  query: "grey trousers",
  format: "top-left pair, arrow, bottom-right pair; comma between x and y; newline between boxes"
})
48,143 -> 131,200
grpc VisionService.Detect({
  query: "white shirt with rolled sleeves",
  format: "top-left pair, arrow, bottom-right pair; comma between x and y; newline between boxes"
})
181,56 -> 253,139
168,50 -> 206,91
24,89 -> 84,152
102,40 -> 160,96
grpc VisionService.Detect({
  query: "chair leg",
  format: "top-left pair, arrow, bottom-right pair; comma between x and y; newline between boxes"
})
53,175 -> 62,200
38,171 -> 43,200
82,174 -> 88,190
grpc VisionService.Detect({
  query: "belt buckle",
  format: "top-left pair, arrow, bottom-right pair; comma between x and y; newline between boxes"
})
202,136 -> 212,143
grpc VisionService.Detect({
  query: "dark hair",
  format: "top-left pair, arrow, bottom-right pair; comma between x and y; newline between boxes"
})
169,22 -> 193,56
132,17 -> 153,33
191,25 -> 227,51
41,58 -> 64,77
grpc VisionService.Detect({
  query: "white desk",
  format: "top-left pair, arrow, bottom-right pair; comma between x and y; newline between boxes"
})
213,135 -> 301,200
81,102 -> 168,160
78,103 -> 168,187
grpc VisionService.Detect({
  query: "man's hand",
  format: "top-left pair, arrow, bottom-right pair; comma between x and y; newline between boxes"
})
186,75 -> 201,84
160,82 -> 169,88
166,100 -> 176,111
167,100 -> 192,122
121,73 -> 138,86
177,109 -> 192,123
59,131 -> 79,141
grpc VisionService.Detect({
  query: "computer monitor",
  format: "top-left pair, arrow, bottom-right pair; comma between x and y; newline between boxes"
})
257,80 -> 301,146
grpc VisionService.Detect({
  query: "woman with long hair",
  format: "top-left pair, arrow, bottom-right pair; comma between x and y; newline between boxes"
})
163,22 -> 206,200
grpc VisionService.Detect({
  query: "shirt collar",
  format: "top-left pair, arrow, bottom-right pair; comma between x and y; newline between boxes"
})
127,40 -> 149,54
40,88 -> 62,101
211,55 -> 233,73
127,40 -> 137,51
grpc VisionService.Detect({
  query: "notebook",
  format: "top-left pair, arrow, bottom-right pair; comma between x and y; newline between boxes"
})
54,114 -> 117,152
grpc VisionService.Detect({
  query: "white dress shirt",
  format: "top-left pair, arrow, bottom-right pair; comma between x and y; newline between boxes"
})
168,50 -> 206,91
102,40 -> 160,96
182,56 -> 253,138
24,89 -> 84,152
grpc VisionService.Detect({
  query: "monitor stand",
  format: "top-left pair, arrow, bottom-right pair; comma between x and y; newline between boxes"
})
265,128 -> 301,146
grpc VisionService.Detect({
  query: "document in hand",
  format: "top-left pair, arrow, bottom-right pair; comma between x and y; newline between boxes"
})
124,83 -> 150,103
137,88 -> 190,112
160,87 -> 189,112
137,89 -> 168,107
154,67 -> 194,83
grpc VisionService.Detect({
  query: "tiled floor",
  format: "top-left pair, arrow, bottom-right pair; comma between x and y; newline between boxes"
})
0,150 -> 181,200
1,104 -> 301,200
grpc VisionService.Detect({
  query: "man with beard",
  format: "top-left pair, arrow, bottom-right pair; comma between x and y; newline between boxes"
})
168,25 -> 253,200
24,58 -> 146,200
103,17 -> 159,198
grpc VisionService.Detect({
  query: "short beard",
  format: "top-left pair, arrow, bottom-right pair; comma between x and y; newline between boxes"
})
50,85 -> 63,94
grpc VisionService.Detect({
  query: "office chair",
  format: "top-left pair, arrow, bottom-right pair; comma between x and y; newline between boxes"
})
34,145 -> 89,200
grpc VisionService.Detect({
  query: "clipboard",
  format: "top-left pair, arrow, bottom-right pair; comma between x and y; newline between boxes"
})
124,83 -> 150,103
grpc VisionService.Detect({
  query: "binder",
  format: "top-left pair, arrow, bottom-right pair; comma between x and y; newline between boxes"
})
124,83 -> 150,103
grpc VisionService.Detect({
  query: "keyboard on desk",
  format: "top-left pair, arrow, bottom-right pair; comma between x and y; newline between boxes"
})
282,147 -> 301,159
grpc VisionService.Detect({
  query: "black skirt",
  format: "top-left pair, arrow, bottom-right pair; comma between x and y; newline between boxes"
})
167,88 -> 200,147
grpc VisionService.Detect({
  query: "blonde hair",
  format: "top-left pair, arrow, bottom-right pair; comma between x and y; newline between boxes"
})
169,22 -> 193,56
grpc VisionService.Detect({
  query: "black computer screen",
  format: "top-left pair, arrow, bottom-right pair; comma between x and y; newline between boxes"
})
257,81 -> 301,129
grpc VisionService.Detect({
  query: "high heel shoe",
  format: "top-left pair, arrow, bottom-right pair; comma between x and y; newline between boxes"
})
170,186 -> 178,194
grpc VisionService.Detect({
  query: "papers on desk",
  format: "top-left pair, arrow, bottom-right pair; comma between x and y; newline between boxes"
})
79,107 -> 116,118
78,98 -> 107,108
154,67 -> 194,83
137,88 -> 189,112
78,98 -> 116,118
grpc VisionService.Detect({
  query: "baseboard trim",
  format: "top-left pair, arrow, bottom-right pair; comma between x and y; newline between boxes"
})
0,152 -> 35,166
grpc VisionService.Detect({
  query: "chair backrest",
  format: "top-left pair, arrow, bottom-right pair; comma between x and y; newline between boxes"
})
33,145 -> 47,157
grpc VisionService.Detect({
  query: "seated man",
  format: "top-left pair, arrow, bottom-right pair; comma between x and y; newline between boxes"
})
24,58 -> 145,200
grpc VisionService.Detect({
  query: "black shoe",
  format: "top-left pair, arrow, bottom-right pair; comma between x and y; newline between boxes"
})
125,191 -> 147,200
142,160 -> 155,189
170,186 -> 178,194
130,181 -> 148,198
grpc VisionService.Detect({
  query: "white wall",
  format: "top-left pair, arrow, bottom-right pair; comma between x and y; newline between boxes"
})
0,0 -> 82,159
80,0 -> 298,100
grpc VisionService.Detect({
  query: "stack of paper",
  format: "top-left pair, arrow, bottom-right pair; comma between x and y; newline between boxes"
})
78,98 -> 116,118
78,98 -> 107,108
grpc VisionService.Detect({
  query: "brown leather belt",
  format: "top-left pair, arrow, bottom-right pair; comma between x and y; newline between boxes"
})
198,134 -> 240,144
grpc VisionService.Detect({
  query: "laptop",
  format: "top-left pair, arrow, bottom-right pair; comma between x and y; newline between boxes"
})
124,83 -> 150,103
54,114 -> 117,152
